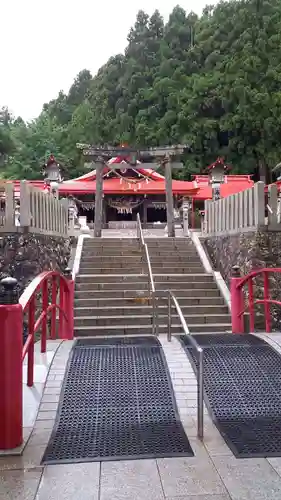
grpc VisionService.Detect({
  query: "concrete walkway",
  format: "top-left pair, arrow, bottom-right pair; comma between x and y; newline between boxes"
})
2,334 -> 281,499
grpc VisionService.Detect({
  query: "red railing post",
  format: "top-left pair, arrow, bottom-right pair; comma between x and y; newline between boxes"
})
0,277 -> 23,449
59,275 -> 66,338
248,278 -> 255,332
27,295 -> 35,387
263,271 -> 271,333
64,268 -> 74,340
231,265 -> 244,334
51,276 -> 57,339
41,279 -> 48,353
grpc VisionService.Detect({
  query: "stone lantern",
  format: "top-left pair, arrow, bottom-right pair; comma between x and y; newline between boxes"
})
207,157 -> 228,200
42,155 -> 62,198
181,198 -> 191,236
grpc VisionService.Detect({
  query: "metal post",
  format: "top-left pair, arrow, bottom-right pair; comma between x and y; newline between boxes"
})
197,347 -> 204,440
167,293 -> 172,341
154,292 -> 159,336
63,268 -> 74,340
164,157 -> 175,237
94,160 -> 104,237
152,292 -> 156,336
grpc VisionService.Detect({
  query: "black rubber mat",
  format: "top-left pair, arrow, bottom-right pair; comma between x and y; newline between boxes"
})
179,333 -> 281,458
42,336 -> 193,464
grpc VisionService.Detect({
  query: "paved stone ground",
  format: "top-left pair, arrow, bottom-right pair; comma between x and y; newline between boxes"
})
2,333 -> 281,499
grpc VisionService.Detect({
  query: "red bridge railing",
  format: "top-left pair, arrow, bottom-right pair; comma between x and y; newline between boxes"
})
0,269 -> 74,450
231,265 -> 281,334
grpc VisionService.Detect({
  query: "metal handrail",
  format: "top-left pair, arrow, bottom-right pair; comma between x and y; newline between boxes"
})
136,213 -> 158,335
167,290 -> 204,440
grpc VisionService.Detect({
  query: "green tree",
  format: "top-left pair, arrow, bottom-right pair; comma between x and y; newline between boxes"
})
3,1 -> 281,181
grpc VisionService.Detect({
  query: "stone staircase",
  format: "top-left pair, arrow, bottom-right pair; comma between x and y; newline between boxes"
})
146,238 -> 231,334
74,237 -> 232,337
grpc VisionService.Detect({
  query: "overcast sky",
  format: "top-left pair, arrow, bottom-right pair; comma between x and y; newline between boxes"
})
1,0 -> 218,121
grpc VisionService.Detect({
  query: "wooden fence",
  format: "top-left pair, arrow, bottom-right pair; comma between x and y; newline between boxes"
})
0,181 -> 68,236
203,181 -> 280,236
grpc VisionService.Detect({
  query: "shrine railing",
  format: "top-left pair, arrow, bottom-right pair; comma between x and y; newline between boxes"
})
0,270 -> 74,450
203,181 -> 280,236
231,266 -> 281,333
0,180 -> 68,236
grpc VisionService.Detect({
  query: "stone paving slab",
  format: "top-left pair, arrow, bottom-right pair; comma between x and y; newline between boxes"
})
0,468 -> 43,500
157,439 -> 228,498
165,496 -> 231,500
100,460 -> 164,500
213,456 -> 281,500
35,463 -> 100,500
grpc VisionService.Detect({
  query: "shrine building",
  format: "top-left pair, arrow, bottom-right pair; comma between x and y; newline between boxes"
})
10,155 -> 254,229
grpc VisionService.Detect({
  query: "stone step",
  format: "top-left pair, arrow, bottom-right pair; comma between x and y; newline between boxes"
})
79,262 -> 144,269
78,265 -> 204,275
146,243 -> 195,247
74,304 -> 229,317
74,296 -> 226,308
75,287 -> 221,298
151,262 -> 203,268
75,279 -> 217,291
152,267 -> 204,274
75,274 -> 149,284
148,249 -> 197,254
80,255 -> 144,262
145,241 -> 194,246
81,251 -> 142,258
74,313 -> 231,327
78,267 -> 205,275
83,239 -> 138,245
189,324 -> 232,333
78,267 -> 144,275
80,252 -> 199,260
79,260 -> 203,268
79,255 -> 200,264
75,274 -> 212,284
75,282 -> 148,291
83,239 -> 190,247
147,248 -> 197,254
155,276 -> 216,284
74,323 -> 231,337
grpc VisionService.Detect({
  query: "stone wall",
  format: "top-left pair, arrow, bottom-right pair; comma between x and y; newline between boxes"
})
0,232 -> 73,295
204,230 -> 281,330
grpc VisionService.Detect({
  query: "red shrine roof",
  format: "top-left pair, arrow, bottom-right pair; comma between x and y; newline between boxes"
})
191,175 -> 254,200
6,157 -> 255,199
60,157 -> 198,195
59,178 -> 196,195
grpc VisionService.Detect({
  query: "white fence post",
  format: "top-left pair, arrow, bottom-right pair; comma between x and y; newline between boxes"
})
20,180 -> 31,226
268,184 -> 278,226
203,181 -> 266,236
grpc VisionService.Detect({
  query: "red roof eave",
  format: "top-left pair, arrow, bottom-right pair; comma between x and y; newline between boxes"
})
58,178 -> 199,195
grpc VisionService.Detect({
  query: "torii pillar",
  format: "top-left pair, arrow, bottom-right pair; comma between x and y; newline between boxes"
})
164,155 -> 175,237
94,159 -> 104,237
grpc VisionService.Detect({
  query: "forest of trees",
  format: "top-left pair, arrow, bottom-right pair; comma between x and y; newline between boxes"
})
1,0 -> 281,182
